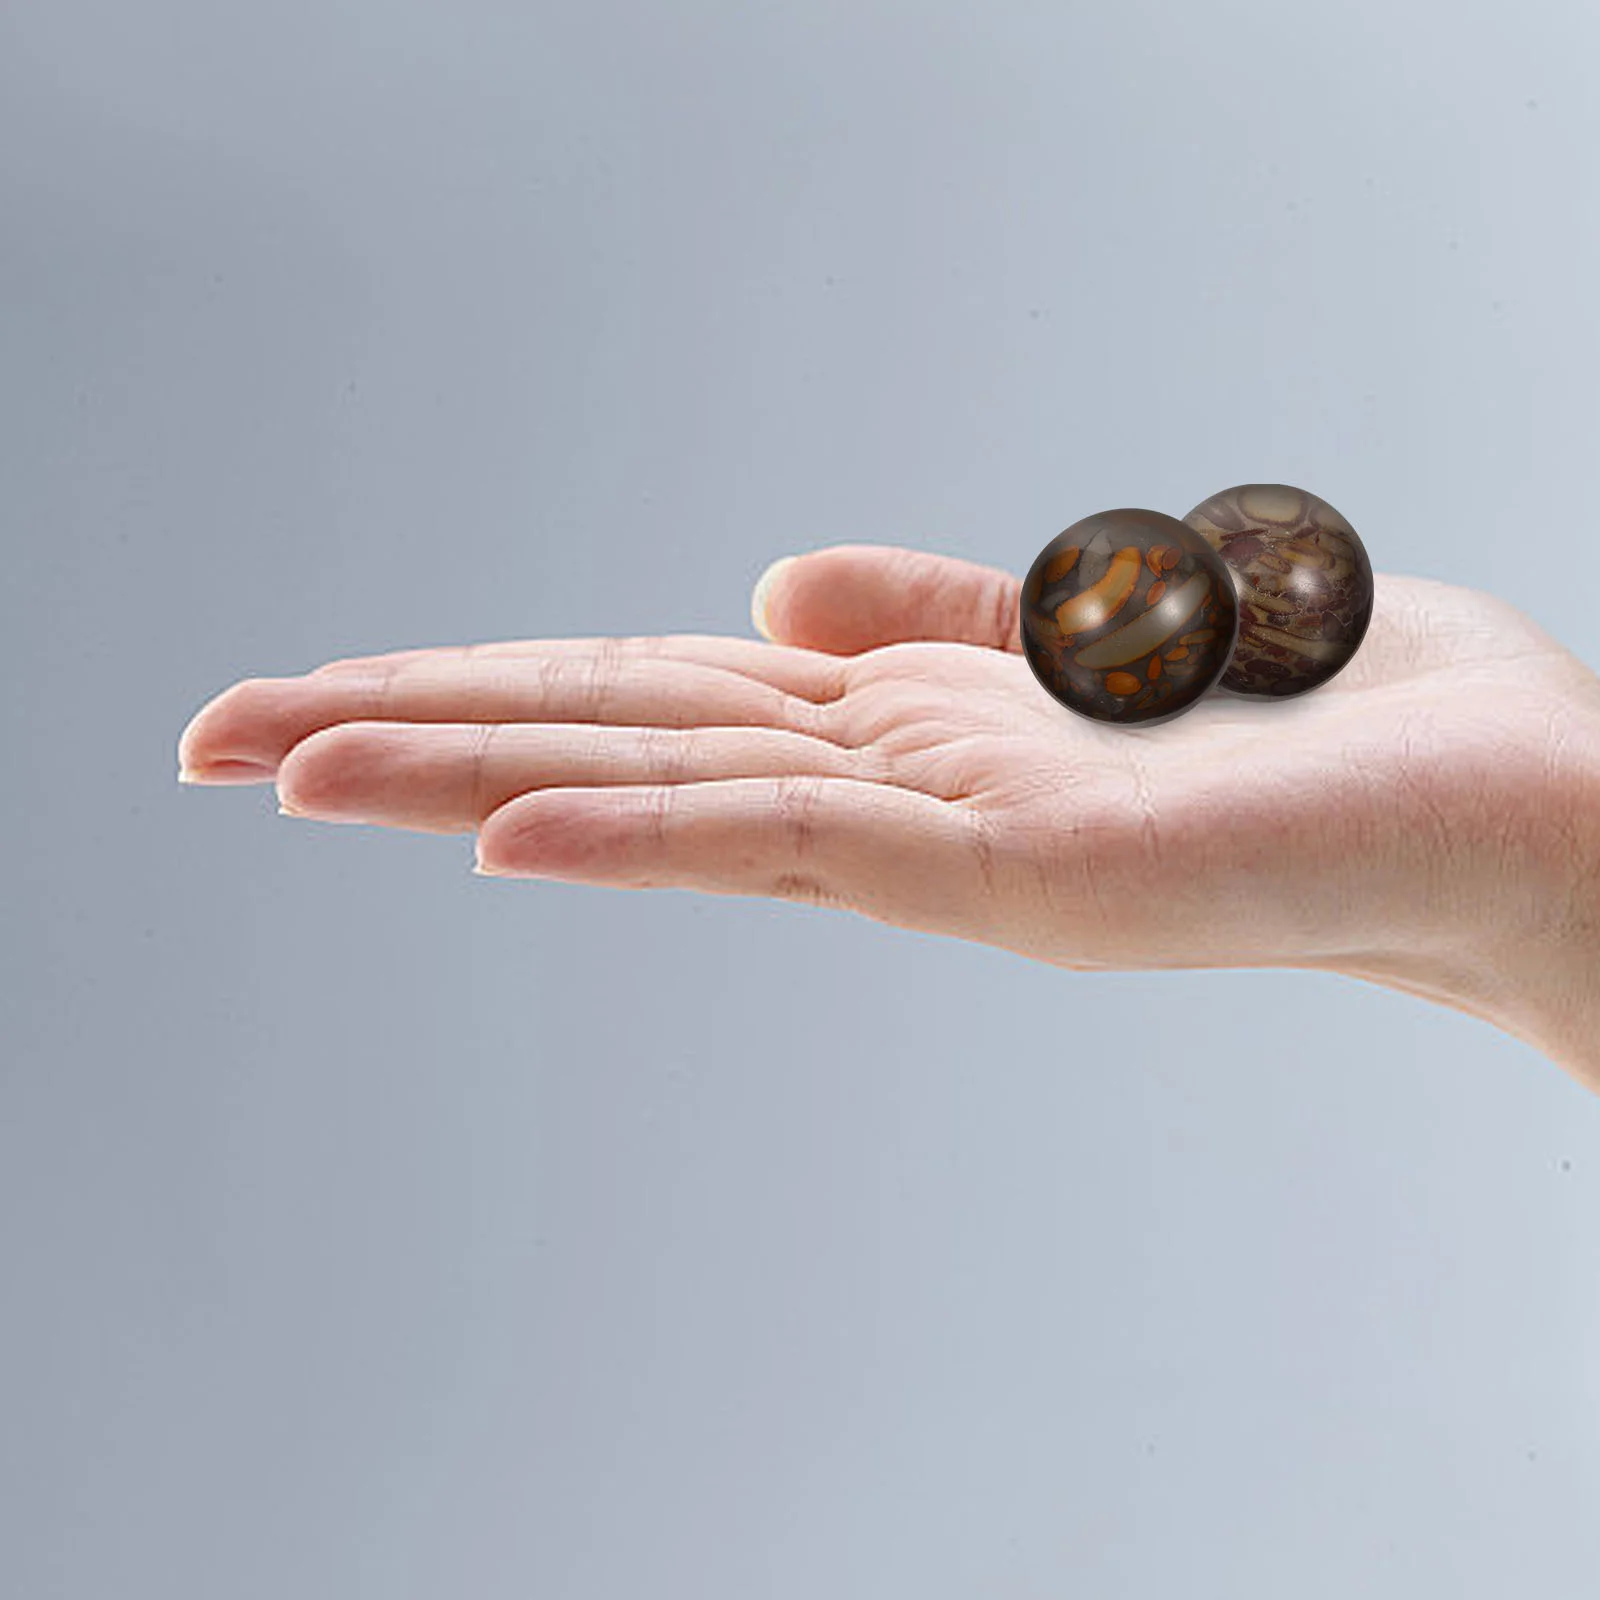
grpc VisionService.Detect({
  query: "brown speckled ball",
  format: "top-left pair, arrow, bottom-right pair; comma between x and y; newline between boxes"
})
1181,484 -> 1373,698
1019,508 -> 1240,727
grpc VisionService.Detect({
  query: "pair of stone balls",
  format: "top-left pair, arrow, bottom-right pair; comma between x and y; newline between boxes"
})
1018,483 -> 1374,728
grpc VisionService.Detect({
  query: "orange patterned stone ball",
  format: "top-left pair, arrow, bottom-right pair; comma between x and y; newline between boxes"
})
1181,483 -> 1373,698
1019,508 -> 1240,726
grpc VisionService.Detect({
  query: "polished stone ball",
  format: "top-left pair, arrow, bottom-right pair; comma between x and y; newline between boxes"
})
1181,483 -> 1373,698
1019,508 -> 1240,727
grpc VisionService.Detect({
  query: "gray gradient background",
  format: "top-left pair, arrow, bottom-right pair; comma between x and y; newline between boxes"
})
4,1 -> 1600,1595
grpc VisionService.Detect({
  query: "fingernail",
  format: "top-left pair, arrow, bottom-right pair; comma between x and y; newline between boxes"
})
751,555 -> 796,640
178,760 -> 276,785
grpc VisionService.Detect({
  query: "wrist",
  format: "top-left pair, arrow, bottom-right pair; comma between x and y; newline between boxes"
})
1316,689 -> 1600,1093
1405,707 -> 1600,1093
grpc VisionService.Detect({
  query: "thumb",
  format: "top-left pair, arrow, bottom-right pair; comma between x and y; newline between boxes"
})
750,543 -> 1024,655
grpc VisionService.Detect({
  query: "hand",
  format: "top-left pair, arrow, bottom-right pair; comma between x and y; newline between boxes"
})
177,544 -> 1600,1091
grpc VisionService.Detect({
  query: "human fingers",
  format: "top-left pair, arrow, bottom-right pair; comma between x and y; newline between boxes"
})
178,634 -> 850,780
752,544 -> 1024,655
274,719 -> 871,834
473,772 -> 1007,940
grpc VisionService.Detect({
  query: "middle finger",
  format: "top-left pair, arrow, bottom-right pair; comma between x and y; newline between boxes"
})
181,635 -> 852,775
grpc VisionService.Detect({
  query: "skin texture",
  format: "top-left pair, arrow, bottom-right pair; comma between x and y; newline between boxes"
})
177,543 -> 1600,1096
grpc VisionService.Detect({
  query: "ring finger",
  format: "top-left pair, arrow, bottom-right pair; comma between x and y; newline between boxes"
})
275,719 -> 872,833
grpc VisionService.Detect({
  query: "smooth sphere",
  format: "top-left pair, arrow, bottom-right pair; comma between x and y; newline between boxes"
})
1181,483 -> 1374,698
1019,508 -> 1240,727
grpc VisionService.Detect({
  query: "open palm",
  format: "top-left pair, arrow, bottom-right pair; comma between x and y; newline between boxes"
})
178,544 -> 1600,999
